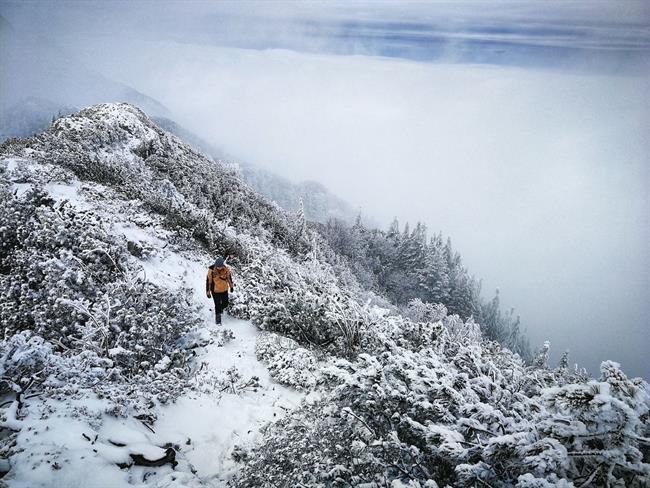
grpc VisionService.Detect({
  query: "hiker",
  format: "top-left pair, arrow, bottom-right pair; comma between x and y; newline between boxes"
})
206,256 -> 234,325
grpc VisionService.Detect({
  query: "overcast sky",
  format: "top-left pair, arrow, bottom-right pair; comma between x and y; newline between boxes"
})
2,0 -> 649,378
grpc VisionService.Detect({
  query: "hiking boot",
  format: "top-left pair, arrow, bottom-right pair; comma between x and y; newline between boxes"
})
215,313 -> 222,325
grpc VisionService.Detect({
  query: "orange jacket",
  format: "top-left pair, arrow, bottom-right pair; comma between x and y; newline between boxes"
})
206,265 -> 233,294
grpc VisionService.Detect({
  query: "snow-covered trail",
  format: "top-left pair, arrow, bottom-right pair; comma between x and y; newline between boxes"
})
155,316 -> 303,485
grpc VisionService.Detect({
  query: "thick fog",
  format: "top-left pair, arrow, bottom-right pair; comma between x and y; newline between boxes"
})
2,1 -> 648,378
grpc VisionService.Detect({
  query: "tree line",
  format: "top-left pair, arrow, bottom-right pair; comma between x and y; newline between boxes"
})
318,216 -> 532,361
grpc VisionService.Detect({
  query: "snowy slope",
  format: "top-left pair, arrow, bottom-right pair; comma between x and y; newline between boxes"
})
0,157 -> 306,487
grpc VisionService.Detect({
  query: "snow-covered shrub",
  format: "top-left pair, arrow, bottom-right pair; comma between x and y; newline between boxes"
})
0,329 -> 189,421
532,361 -> 650,486
235,310 -> 650,487
404,299 -> 448,323
214,328 -> 235,347
228,240 -> 376,356
0,183 -> 202,384
256,332 -> 319,390
190,365 -> 260,396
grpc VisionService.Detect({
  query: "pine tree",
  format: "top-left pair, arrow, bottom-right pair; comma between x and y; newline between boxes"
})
420,233 -> 451,305
295,197 -> 306,238
557,350 -> 569,371
533,341 -> 551,369
387,217 -> 400,239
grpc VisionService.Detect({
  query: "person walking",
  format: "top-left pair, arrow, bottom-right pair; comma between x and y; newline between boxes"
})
206,256 -> 234,324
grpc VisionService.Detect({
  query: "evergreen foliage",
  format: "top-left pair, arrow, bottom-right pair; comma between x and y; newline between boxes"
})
320,217 -> 531,360
235,312 -> 650,487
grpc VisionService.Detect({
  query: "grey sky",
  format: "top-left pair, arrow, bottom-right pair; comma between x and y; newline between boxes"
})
2,0 -> 649,378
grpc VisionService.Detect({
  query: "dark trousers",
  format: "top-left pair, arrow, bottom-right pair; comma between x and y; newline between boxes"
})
212,291 -> 229,317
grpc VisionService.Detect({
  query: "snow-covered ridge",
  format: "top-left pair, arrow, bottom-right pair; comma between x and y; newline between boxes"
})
0,103 -> 648,487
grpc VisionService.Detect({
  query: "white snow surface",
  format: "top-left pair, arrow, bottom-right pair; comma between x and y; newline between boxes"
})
1,157 -> 306,487
155,316 -> 303,484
